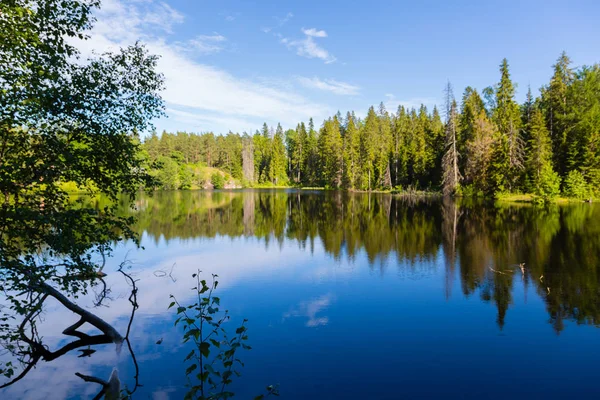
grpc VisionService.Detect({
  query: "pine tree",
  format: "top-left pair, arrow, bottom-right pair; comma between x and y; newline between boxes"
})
392,106 -> 410,187
359,107 -> 378,190
411,106 -> 430,187
292,122 -> 307,183
342,112 -> 360,189
490,59 -> 524,193
270,123 -> 288,185
526,108 -> 559,199
429,105 -> 445,186
568,65 -> 600,193
376,102 -> 393,188
304,118 -> 319,186
318,116 -> 343,187
542,52 -> 574,177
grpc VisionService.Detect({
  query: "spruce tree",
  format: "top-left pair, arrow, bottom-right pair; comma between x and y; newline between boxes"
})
527,108 -> 559,199
342,112 -> 360,189
359,107 -> 379,190
490,59 -> 524,193
542,52 -> 574,177
270,123 -> 288,185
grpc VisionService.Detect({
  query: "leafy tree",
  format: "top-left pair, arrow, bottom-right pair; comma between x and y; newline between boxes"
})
0,0 -> 164,382
0,0 -> 164,295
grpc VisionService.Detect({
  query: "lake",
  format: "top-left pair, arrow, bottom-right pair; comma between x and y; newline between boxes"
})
2,190 -> 600,399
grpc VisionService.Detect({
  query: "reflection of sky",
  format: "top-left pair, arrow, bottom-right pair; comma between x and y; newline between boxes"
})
2,230 -> 600,399
283,294 -> 335,327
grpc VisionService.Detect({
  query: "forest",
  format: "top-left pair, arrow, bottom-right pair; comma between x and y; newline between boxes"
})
143,54 -> 600,200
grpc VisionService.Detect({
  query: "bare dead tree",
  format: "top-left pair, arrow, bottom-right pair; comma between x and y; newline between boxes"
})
442,82 -> 462,196
0,262 -> 141,399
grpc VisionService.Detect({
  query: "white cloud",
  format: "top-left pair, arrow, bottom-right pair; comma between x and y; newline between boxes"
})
298,76 -> 359,95
302,28 -> 327,38
283,294 -> 334,327
281,28 -> 337,64
75,0 -> 331,133
225,15 -> 235,22
186,33 -> 227,55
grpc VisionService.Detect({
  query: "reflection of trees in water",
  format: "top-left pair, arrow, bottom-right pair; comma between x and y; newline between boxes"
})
123,191 -> 600,332
0,265 -> 140,398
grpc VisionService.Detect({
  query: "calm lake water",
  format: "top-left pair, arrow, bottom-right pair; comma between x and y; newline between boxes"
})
2,190 -> 600,399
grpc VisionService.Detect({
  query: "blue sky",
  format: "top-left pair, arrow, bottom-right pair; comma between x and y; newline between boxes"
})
81,0 -> 600,135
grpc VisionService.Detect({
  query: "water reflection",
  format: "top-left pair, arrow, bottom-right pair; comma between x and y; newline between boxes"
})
114,190 -> 600,333
3,190 -> 600,399
283,294 -> 334,328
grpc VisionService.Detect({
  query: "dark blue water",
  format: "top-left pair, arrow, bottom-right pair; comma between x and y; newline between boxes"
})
2,190 -> 599,399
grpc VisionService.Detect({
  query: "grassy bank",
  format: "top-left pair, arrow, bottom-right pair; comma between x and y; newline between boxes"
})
495,193 -> 595,204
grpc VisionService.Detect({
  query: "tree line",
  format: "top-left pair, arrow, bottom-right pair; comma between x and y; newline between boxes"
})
143,53 -> 600,199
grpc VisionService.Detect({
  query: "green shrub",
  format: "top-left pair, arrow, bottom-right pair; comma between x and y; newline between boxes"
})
211,172 -> 225,189
535,165 -> 561,202
460,184 -> 484,198
563,170 -> 592,200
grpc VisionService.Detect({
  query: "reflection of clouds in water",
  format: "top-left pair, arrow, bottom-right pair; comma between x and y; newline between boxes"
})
283,294 -> 335,327
152,386 -> 177,400
1,236 -> 310,399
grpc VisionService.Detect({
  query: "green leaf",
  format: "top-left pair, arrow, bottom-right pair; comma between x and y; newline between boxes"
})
235,326 -> 246,334
185,363 -> 197,375
168,301 -> 175,309
184,350 -> 195,361
200,342 -> 210,358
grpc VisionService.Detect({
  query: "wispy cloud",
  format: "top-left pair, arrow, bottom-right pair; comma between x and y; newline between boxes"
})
261,12 -> 293,34
275,12 -> 294,27
76,0 -> 330,134
298,77 -> 359,95
186,33 -> 227,55
281,28 -> 336,64
302,28 -> 327,38
225,15 -> 235,22
283,294 -> 334,327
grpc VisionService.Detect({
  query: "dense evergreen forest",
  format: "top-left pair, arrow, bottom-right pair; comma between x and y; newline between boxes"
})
143,53 -> 599,200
